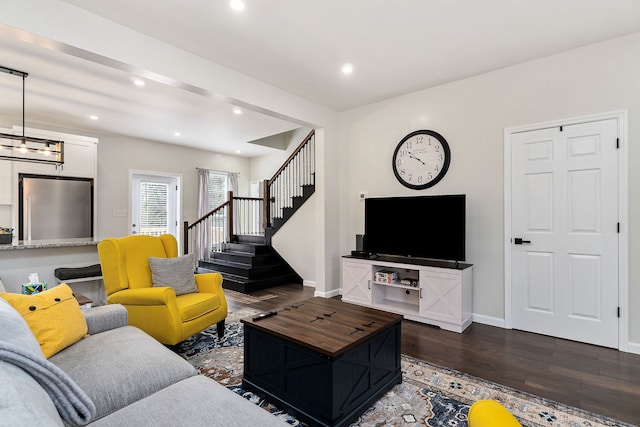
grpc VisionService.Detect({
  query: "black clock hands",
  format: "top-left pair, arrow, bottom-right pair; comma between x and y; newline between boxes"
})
406,151 -> 425,165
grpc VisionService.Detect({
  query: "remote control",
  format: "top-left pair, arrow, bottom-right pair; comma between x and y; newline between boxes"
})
252,311 -> 277,321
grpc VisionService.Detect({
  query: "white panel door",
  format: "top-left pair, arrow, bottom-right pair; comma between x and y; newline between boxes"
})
511,119 -> 619,348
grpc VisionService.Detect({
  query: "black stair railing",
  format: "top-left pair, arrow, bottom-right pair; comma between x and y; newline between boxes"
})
264,129 -> 315,229
184,129 -> 315,259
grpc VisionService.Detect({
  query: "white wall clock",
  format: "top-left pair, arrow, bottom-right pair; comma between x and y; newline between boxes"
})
392,129 -> 451,190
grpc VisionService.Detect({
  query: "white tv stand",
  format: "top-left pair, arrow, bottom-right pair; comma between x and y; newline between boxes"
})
341,255 -> 473,333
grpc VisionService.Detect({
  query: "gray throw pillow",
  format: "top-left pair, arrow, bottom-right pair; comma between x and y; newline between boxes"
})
148,254 -> 198,296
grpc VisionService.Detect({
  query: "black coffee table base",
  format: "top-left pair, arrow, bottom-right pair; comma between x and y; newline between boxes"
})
242,322 -> 401,427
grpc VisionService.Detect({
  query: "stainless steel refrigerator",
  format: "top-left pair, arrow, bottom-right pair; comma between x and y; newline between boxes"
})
19,174 -> 94,240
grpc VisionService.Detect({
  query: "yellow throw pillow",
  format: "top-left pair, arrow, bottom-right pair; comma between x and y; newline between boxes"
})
1,284 -> 88,358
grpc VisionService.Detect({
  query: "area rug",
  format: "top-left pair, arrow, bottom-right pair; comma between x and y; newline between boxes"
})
174,310 -> 631,427
223,289 -> 278,305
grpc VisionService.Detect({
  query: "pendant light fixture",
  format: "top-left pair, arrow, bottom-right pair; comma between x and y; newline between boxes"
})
0,65 -> 64,165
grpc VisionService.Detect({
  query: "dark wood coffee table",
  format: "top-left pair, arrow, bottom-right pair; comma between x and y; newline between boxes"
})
241,297 -> 402,427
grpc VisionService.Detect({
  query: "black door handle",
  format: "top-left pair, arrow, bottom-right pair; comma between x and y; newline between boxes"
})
514,238 -> 531,245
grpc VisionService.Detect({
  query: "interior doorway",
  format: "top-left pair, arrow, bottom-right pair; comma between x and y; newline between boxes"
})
504,111 -> 628,350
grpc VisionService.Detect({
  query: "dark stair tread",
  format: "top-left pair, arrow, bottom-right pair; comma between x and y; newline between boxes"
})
198,267 -> 247,283
215,249 -> 272,257
218,271 -> 296,284
199,260 -> 288,279
223,242 -> 272,255
235,234 -> 266,244
205,258 -> 251,268
220,272 -> 301,293
201,257 -> 283,269
210,251 -> 277,266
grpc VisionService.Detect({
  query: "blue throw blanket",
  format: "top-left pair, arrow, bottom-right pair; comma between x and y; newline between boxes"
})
0,341 -> 96,426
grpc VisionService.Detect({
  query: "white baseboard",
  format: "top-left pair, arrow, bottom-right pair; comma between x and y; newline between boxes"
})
315,287 -> 341,298
302,280 -> 316,288
625,341 -> 640,355
471,313 -> 506,328
470,314 -> 640,355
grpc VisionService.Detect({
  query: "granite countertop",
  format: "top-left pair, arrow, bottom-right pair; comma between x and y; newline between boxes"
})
0,238 -> 98,251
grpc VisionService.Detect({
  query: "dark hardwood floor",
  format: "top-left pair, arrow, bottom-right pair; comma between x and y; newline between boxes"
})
227,284 -> 640,425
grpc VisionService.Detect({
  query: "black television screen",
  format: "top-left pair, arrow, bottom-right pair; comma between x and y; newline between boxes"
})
364,194 -> 465,261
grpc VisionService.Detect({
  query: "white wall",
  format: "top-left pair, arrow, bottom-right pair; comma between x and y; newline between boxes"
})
96,134 -> 251,239
272,196 -> 316,284
339,32 -> 640,344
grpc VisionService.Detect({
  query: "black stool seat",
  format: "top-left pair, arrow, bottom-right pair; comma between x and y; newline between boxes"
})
54,264 -> 102,281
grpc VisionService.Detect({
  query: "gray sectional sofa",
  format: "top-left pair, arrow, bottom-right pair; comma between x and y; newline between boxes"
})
0,297 -> 287,426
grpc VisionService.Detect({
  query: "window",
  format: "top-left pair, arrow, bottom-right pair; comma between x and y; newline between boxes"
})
207,171 -> 228,211
205,171 -> 228,249
138,181 -> 169,236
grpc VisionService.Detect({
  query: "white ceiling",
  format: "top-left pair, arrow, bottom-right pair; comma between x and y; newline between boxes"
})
2,0 -> 640,156
0,35 -> 302,157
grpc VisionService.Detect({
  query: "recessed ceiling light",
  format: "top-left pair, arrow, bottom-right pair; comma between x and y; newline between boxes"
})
132,78 -> 145,87
89,115 -> 99,120
236,150 -> 242,154
230,0 -> 245,11
341,63 -> 354,75
173,131 -> 181,137
233,108 -> 243,115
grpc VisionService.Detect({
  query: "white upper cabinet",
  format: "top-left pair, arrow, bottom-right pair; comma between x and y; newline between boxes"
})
10,127 -> 97,178
58,139 -> 96,178
0,160 -> 11,205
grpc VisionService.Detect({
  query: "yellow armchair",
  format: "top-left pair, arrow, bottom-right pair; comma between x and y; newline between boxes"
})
97,234 -> 227,345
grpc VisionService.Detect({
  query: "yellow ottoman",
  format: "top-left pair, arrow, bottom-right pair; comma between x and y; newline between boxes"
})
468,400 -> 522,427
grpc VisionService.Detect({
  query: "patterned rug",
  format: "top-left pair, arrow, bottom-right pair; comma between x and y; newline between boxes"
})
173,310 -> 631,427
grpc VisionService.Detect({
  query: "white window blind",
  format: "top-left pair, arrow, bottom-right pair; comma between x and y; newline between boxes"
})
207,172 -> 228,210
139,181 -> 169,236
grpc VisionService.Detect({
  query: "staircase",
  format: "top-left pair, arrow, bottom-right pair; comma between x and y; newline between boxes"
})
185,130 -> 315,293
264,182 -> 315,244
198,235 -> 301,293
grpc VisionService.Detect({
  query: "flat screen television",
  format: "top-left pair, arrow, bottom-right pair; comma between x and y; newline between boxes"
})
364,194 -> 465,262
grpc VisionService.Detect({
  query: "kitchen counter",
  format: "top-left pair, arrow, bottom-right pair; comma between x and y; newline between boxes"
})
0,240 -> 102,303
0,238 -> 98,251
